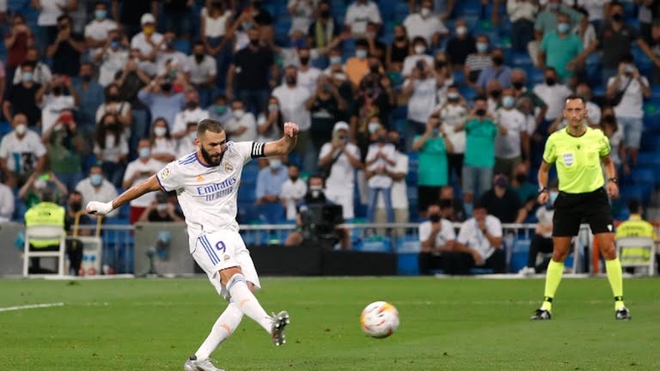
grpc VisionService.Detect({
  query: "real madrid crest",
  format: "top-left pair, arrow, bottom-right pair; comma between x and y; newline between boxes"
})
225,162 -> 234,172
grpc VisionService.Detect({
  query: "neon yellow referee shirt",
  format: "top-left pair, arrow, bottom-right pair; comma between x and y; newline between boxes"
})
543,127 -> 610,194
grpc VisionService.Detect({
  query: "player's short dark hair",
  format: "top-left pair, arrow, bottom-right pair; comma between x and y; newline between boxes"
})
197,119 -> 224,136
628,199 -> 642,214
565,94 -> 585,105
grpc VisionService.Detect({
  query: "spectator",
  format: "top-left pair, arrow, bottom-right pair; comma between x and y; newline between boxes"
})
0,172 -> 15,221
375,130 -> 409,235
318,121 -> 362,220
439,185 -> 467,222
494,88 -> 529,180
479,174 -> 527,223
94,113 -> 128,187
519,181 -> 558,275
288,0 -> 316,36
96,83 -> 132,140
130,13 -> 163,63
445,19 -> 476,68
280,164 -> 308,221
605,56 -> 650,168
349,74 -> 392,160
291,46 -> 322,94
364,21 -> 387,63
600,114 -> 627,178
188,41 -> 218,108
75,164 -> 119,218
42,108 -> 84,190
307,74 -> 348,157
463,35 -> 492,86
122,139 -> 164,223
73,62 -> 105,129
307,0 -> 340,49
0,114 -> 46,188
548,81 -> 602,132
63,190 -> 92,275
448,202 -> 506,275
507,0 -> 538,52
172,90 -> 210,139
402,59 -> 437,149
344,0 -> 382,38
19,171 -> 68,209
418,202 -> 456,275
529,0 -> 583,67
200,0 -> 232,88
176,121 -> 198,158
324,49 -> 355,122
432,51 -> 455,106
256,96 -> 284,142
111,0 -> 158,39
413,113 -> 453,217
365,125 -> 396,224
4,14 -> 33,81
402,37 -> 434,79
437,85 -> 468,184
572,8 -> 597,51
455,96 -> 504,209
652,21 -> 660,85
149,118 -> 177,164
2,62 -> 42,128
161,0 -> 193,39
403,0 -> 449,48
538,13 -> 584,84
138,191 -> 184,222
237,0 -> 275,45
386,24 -> 411,72
255,156 -> 289,206
94,28 -> 130,87
533,67 -> 571,135
34,0 -> 76,50
272,65 -> 313,171
138,75 -> 185,131
37,74 -> 80,134
344,39 -> 371,87
13,47 -> 52,86
209,94 -> 234,124
46,14 -> 85,77
224,99 -> 258,142
476,48 -> 512,94
227,26 -> 277,116
510,162 -> 537,208
114,56 -> 151,110
156,31 -> 190,77
84,1 -> 118,54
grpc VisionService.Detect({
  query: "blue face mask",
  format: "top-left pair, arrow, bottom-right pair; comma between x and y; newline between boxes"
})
110,40 -> 119,49
269,159 -> 282,169
549,191 -> 559,204
22,72 -> 33,83
476,42 -> 488,53
188,132 -> 197,142
502,96 -> 516,108
90,174 -> 103,186
356,50 -> 367,59
330,56 -> 342,65
557,22 -> 570,34
95,10 -> 106,19
139,148 -> 151,159
368,122 -> 380,134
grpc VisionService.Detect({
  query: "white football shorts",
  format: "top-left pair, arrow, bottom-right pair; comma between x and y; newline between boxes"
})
193,230 -> 261,300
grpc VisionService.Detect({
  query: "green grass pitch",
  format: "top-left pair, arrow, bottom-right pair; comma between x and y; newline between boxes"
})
1,277 -> 659,371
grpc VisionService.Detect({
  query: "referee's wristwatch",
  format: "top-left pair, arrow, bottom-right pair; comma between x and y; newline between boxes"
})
608,177 -> 618,184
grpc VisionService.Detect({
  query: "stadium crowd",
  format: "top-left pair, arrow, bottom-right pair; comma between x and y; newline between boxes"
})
0,0 -> 659,253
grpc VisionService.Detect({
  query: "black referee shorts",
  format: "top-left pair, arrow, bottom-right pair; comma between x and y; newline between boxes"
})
552,188 -> 614,237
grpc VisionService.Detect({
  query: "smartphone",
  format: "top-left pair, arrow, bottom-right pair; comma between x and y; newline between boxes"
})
416,60 -> 424,71
39,174 -> 50,181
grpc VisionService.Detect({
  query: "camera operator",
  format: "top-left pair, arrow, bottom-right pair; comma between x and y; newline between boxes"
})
284,174 -> 351,250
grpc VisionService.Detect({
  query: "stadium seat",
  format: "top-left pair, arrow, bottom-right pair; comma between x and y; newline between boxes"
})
174,39 -> 191,54
0,121 -> 11,137
255,203 -> 285,224
396,236 -> 421,253
397,253 -> 420,275
509,239 -> 530,273
637,152 -> 660,167
355,237 -> 392,253
631,168 -> 656,187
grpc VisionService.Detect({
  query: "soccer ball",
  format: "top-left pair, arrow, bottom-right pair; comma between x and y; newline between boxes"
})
360,301 -> 399,338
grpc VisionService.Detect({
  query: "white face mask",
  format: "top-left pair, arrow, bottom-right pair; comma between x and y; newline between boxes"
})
154,127 -> 167,137
420,8 -> 431,17
414,45 -> 426,54
233,109 -> 245,119
15,123 -> 27,135
456,26 -> 467,35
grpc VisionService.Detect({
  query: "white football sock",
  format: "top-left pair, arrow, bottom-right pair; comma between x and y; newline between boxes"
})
227,274 -> 272,333
195,302 -> 244,360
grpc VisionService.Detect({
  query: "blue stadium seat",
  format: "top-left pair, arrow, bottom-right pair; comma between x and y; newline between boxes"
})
511,52 -> 533,68
396,235 -> 421,253
391,105 -> 408,120
355,237 -> 392,253
0,121 -> 11,137
631,168 -> 656,186
174,39 -> 191,55
637,152 -> 660,167
238,184 -> 257,203
509,239 -> 530,273
453,70 -> 465,85
397,253 -> 419,275
620,184 -> 652,204
241,164 -> 260,185
460,86 -> 477,102
460,0 -> 482,17
255,203 -> 285,224
529,69 -> 545,85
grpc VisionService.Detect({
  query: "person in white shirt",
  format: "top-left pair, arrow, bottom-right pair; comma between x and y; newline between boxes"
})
0,176 -> 15,222
532,67 -> 572,124
156,31 -> 190,76
365,125 -> 396,224
121,139 -> 165,224
188,41 -> 218,107
402,58 -> 438,148
494,88 -> 529,180
318,121 -> 363,220
96,83 -> 132,137
0,114 -> 47,188
448,202 -> 505,275
75,164 -> 119,218
149,118 -> 178,164
375,130 -> 409,237
507,0 -> 538,52
344,0 -> 382,37
279,164 -> 308,220
547,81 -> 602,133
94,113 -> 129,187
172,90 -> 211,139
288,0 -> 317,35
418,202 -> 456,275
256,96 -> 284,143
37,75 -> 80,134
295,47 -> 322,94
225,99 -> 258,143
437,85 -> 469,182
401,37 -> 435,78
86,120 -> 299,371
403,0 -> 449,48
93,28 -> 130,86
13,47 -> 53,86
606,58 -> 651,167
177,122 -> 199,158
36,0 -> 71,46
130,13 -> 163,63
84,2 -> 118,55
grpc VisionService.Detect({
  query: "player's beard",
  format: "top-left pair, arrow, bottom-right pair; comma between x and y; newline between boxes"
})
200,146 -> 223,166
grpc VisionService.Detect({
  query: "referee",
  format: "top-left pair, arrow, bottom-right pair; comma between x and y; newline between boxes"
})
531,95 -> 630,320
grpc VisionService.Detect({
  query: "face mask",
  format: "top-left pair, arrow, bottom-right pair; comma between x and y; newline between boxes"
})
144,26 -> 154,35
233,109 -> 245,119
35,179 -> 47,190
429,213 -> 441,223
268,104 -> 279,111
502,96 -> 515,108
515,174 -> 527,184
161,83 -> 173,92
286,76 -> 297,85
557,22 -> 570,33
475,109 -> 487,116
395,35 -> 406,41
90,174 -> 103,186
612,13 -> 623,22
368,122 -> 380,134
447,92 -> 460,102
105,122 -> 118,130
330,56 -> 342,65
22,72 -> 33,83
70,202 -> 82,212
108,93 -> 121,102
290,176 -> 298,182
492,56 -> 504,66
512,81 -> 524,90
249,38 -> 259,46
188,132 -> 197,142
549,191 -> 559,203
154,127 -> 167,137
435,60 -> 447,69
310,185 -> 323,191
194,54 -> 204,63
215,105 -> 226,115
476,42 -> 488,53
490,90 -> 501,99
356,49 -> 367,59
545,77 -> 556,86
414,45 -> 426,54
377,135 -> 387,143
299,56 -> 310,65
186,101 -> 199,110
15,123 -> 27,135
456,26 -> 467,36
82,74 -> 93,82
269,159 -> 282,169
139,148 -> 151,159
95,9 -> 106,19
320,10 -> 330,18
369,65 -> 379,74
52,87 -> 63,95
322,83 -> 332,93
110,40 -> 119,49
156,203 -> 168,212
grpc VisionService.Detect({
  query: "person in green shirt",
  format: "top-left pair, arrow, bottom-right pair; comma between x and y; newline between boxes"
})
531,95 -> 630,321
42,108 -> 85,191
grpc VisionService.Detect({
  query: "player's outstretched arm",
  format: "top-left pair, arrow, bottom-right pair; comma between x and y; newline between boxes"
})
86,175 -> 162,215
263,122 -> 299,157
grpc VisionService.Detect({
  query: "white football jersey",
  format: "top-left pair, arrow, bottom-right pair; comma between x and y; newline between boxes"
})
156,141 -> 265,252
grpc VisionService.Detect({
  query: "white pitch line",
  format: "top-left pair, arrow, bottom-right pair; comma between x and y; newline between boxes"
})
0,302 -> 64,313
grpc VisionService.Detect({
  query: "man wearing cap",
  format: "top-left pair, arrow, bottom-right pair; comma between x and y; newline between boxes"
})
478,174 -> 527,223
130,13 -> 164,63
318,121 -> 363,220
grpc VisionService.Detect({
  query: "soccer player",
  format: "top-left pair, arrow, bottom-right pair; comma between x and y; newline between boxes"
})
531,95 -> 631,321
86,119 -> 299,371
